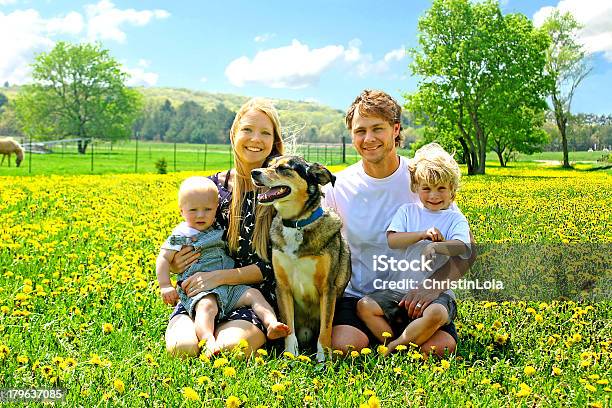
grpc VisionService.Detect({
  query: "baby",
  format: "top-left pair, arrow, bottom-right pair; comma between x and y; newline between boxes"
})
357,143 -> 471,354
156,176 -> 289,355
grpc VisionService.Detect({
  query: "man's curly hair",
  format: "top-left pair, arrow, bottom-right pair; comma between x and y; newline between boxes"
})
345,89 -> 404,147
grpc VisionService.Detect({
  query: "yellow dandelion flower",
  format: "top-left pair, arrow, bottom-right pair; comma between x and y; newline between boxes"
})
182,387 -> 200,401
113,379 -> 125,394
80,389 -> 90,397
304,395 -> 313,402
588,374 -> 600,380
197,376 -> 211,385
271,383 -> 286,393
580,359 -> 592,368
382,331 -> 392,338
298,355 -> 311,363
441,359 -> 451,370
138,392 -> 149,399
0,306 -> 9,314
572,333 -> 583,342
102,323 -> 114,333
144,353 -> 157,366
393,367 -> 402,375
255,356 -> 265,365
475,323 -> 485,331
491,383 -> 501,390
213,357 -> 229,368
225,395 -> 241,408
223,366 -> 236,377
516,383 -> 531,397
256,348 -> 268,356
585,384 -> 597,393
360,347 -> 372,355
0,344 -> 10,358
526,307 -> 536,315
333,349 -> 344,356
395,344 -> 407,351
17,355 -> 29,364
534,314 -> 543,323
237,339 -> 249,349
589,402 -> 602,408
283,351 -> 295,359
350,350 -> 360,358
552,367 -> 562,376
198,338 -> 207,348
367,395 -> 380,408
415,387 -> 425,394
60,357 -> 77,370
596,379 -> 609,385
524,366 -> 536,376
199,353 -> 210,363
377,345 -> 388,355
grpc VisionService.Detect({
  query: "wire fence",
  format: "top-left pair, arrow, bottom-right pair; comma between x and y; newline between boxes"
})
3,137 -> 375,175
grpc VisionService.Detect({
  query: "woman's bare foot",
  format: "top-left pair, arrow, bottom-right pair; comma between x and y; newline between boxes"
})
266,322 -> 291,340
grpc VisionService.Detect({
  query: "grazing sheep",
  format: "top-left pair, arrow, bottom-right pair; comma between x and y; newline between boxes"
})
0,137 -> 24,167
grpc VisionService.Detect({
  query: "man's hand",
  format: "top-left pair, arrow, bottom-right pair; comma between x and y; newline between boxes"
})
399,286 -> 442,319
169,245 -> 200,274
424,227 -> 445,242
160,285 -> 179,306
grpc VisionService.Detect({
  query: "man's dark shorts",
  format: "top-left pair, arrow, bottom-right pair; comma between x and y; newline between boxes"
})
333,293 -> 458,344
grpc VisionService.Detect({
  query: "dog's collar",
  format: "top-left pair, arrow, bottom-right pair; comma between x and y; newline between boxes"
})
282,207 -> 324,229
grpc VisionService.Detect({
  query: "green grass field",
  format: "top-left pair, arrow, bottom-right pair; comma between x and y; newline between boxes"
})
0,157 -> 610,406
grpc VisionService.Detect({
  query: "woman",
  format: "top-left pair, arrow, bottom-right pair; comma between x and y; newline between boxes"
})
165,98 -> 284,357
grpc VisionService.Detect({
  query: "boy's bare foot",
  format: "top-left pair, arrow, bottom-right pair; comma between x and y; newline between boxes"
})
266,322 -> 291,340
384,332 -> 412,356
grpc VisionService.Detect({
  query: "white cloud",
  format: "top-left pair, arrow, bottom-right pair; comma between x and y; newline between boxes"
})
384,46 -> 406,63
123,65 -> 158,87
0,9 -> 84,84
533,0 -> 612,61
137,59 -> 150,68
254,33 -> 275,43
0,0 -> 17,5
85,0 -> 169,43
225,39 -> 409,89
225,39 -> 346,89
200,76 -> 208,83
0,2 -> 168,85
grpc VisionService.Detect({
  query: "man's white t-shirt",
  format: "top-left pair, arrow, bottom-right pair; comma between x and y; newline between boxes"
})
324,156 -> 465,297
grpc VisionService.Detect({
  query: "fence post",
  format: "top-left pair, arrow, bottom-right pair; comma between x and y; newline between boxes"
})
203,142 -> 208,171
28,134 -> 32,174
135,133 -> 139,173
91,138 -> 94,173
174,142 -> 177,172
307,144 -> 310,161
342,136 -> 346,163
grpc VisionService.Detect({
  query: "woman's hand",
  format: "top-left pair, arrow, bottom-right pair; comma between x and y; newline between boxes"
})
181,271 -> 221,297
169,245 -> 200,274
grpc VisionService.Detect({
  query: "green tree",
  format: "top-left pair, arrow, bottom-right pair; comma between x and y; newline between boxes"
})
0,92 -> 7,112
541,11 -> 592,168
406,0 -> 551,174
15,41 -> 142,154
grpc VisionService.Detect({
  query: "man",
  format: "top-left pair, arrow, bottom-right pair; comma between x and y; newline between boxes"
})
323,89 -> 474,356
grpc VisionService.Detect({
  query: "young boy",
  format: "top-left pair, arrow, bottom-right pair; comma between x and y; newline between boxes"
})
156,176 -> 289,355
356,143 -> 471,354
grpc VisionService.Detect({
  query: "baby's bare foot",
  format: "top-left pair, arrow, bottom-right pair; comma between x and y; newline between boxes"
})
267,322 -> 290,340
199,336 -> 220,357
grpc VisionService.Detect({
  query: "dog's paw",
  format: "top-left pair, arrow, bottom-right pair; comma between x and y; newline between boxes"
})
284,334 -> 299,356
316,341 -> 326,363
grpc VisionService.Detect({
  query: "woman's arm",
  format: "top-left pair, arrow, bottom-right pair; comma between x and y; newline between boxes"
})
181,264 -> 264,297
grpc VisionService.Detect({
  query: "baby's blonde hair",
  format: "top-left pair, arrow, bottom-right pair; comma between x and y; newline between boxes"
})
178,176 -> 218,208
408,143 -> 461,194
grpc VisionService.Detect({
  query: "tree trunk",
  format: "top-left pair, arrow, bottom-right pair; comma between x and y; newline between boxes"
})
560,124 -> 571,168
552,94 -> 571,168
495,149 -> 506,167
78,139 -> 89,154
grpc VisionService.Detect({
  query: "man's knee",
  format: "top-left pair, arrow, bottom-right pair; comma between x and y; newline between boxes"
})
331,325 -> 369,353
423,303 -> 449,327
420,330 -> 456,358
356,297 -> 377,318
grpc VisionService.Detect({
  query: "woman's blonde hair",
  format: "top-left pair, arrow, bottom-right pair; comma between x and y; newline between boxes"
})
408,143 -> 461,196
227,98 -> 284,261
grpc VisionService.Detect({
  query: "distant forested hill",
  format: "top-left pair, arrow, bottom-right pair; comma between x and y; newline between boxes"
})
0,85 -> 418,144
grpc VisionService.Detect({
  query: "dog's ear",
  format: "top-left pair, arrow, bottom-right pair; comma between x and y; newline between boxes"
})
308,162 -> 335,187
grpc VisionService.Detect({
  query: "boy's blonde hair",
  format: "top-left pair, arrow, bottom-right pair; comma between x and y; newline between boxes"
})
408,143 -> 461,195
178,176 -> 218,208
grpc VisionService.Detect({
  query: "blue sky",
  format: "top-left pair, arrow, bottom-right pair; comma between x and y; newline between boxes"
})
1,0 -> 611,114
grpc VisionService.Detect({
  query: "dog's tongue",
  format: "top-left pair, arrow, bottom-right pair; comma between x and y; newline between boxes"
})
258,186 -> 289,203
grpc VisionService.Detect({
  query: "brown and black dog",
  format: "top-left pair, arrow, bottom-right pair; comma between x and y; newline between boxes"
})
252,156 -> 351,361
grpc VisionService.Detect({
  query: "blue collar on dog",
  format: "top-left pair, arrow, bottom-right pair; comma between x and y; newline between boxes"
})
282,207 -> 324,229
